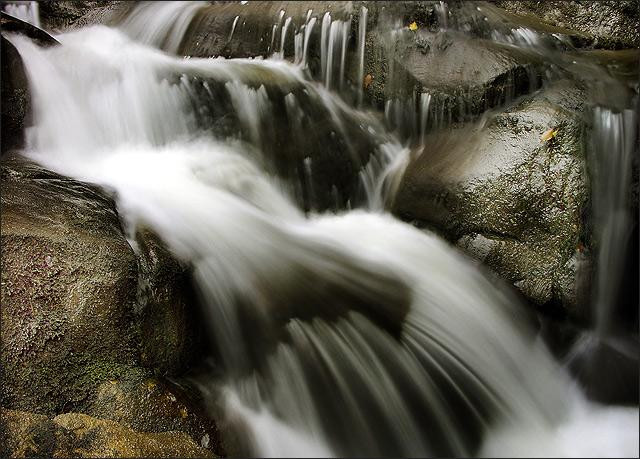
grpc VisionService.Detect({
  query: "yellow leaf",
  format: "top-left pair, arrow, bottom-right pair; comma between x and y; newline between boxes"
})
408,21 -> 418,31
363,73 -> 373,89
541,128 -> 557,142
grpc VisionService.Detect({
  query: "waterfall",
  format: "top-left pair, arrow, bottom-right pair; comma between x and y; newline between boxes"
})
8,21 -> 638,458
357,6 -> 368,106
2,1 -> 40,28
591,107 -> 638,335
118,1 -> 207,54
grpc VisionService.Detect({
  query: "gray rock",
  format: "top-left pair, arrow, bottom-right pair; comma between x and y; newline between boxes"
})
394,80 -> 592,312
493,0 -> 640,50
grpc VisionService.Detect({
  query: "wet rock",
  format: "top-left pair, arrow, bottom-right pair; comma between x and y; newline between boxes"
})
493,0 -> 640,50
0,157 -> 207,413
1,14 -> 58,155
0,408 -> 214,458
1,157 -> 140,414
0,11 -> 59,47
394,80 -> 591,313
38,1 -> 120,32
1,36 -> 30,154
83,373 -> 225,456
135,229 -> 204,375
181,1 -> 353,58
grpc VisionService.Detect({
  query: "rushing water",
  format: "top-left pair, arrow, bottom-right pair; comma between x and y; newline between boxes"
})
6,4 -> 639,457
2,0 -> 40,27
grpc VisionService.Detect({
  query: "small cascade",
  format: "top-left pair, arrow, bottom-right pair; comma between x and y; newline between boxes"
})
2,1 -> 39,28
357,6 -> 368,106
278,16 -> 292,58
118,1 -> 207,54
5,3 -> 640,457
229,15 -> 240,42
590,107 -> 638,335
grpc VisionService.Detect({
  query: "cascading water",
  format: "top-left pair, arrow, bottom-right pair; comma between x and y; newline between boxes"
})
2,0 -> 39,27
6,7 -> 639,458
118,1 -> 207,54
590,107 -> 638,335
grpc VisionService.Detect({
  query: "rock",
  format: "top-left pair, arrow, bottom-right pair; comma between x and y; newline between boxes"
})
1,36 -> 30,154
0,11 -> 59,47
181,1 -> 353,58
0,157 -> 207,413
1,14 -> 58,155
135,228 -> 204,375
1,157 -> 223,451
1,157 -> 140,414
82,370 -> 225,455
0,408 -> 214,458
493,0 -> 640,50
37,1 -> 118,32
394,79 -> 591,313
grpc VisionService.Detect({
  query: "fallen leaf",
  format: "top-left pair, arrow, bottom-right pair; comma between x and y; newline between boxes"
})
363,73 -> 373,89
540,128 -> 557,142
408,21 -> 418,31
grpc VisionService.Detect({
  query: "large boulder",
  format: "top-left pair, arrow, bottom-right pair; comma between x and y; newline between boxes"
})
394,79 -> 592,313
493,0 -> 640,50
0,157 -> 206,411
1,36 -> 30,154
0,408 -> 214,458
1,157 -> 140,413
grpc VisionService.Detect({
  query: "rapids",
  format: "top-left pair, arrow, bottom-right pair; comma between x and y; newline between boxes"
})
5,4 -> 638,457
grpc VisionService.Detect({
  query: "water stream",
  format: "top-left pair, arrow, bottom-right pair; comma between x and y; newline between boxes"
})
5,2 -> 639,457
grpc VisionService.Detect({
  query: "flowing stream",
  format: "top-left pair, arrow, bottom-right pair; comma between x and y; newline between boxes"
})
6,3 -> 639,457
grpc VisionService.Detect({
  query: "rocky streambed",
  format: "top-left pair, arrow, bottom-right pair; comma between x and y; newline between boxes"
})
1,1 -> 638,457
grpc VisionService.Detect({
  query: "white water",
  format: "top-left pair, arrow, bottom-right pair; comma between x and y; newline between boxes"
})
9,23 -> 638,458
591,107 -> 637,335
357,6 -> 368,106
118,1 -> 207,54
2,1 -> 40,27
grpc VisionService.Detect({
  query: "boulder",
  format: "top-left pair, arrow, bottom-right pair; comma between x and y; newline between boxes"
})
1,157 -> 140,414
1,36 -> 30,154
394,79 -> 592,313
81,366 -> 224,454
493,0 -> 640,50
0,157 -> 206,413
1,14 -> 58,155
135,228 -> 204,375
0,408 -> 214,458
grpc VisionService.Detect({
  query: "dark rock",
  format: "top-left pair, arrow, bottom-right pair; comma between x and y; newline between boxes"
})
1,36 -> 30,154
38,0 -> 119,32
394,80 -> 592,313
134,228 -> 204,375
493,0 -> 640,50
0,12 -> 59,47
0,408 -> 214,458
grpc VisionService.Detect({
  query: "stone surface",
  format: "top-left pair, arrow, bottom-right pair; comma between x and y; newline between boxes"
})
82,372 -> 224,455
0,408 -> 214,458
394,79 -> 592,313
1,36 -> 30,154
494,0 -> 640,50
1,157 -> 140,414
135,228 -> 203,375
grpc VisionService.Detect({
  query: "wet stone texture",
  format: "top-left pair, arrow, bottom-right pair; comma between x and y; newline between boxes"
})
0,157 -> 223,455
394,80 -> 592,314
0,408 -> 214,458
